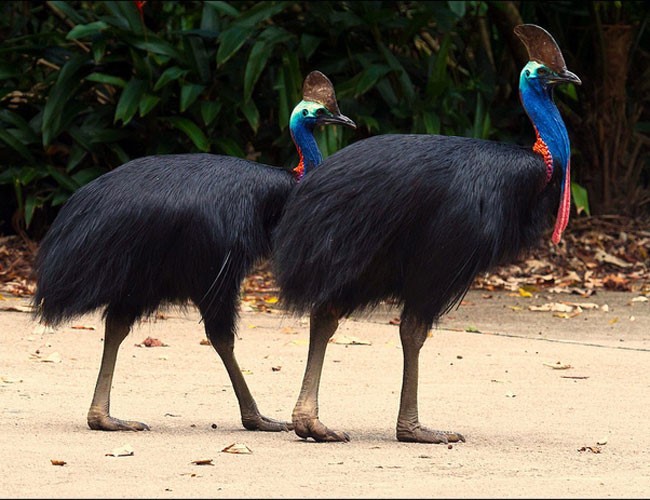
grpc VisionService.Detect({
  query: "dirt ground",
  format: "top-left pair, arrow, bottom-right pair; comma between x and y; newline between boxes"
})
0,289 -> 648,499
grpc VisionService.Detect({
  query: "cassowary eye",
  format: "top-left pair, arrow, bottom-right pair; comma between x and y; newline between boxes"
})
302,109 -> 308,116
537,67 -> 547,75
316,108 -> 325,116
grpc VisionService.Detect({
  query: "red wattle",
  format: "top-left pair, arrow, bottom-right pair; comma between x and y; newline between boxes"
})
552,161 -> 571,245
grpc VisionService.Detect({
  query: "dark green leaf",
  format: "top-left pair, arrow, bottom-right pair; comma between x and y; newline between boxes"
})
71,167 -> 105,186
66,144 -> 87,172
201,101 -> 221,126
24,193 -> 38,228
46,166 -> 79,192
204,1 -> 240,17
153,67 -> 189,92
217,26 -> 253,66
235,2 -> 290,28
114,79 -> 146,125
244,27 -> 292,102
42,54 -> 88,145
85,72 -> 127,88
48,1 -> 87,24
300,34 -> 322,61
180,83 -> 206,113
571,182 -> 591,216
139,94 -> 161,117
447,1 -> 467,18
0,128 -> 36,162
66,21 -> 109,40
241,98 -> 260,133
162,117 -> 210,152
215,137 -> 245,157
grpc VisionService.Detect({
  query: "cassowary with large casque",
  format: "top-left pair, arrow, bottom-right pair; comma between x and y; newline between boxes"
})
273,25 -> 581,444
32,71 -> 355,433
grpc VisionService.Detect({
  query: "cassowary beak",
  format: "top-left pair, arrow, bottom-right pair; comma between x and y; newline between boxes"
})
318,113 -> 357,129
551,68 -> 582,86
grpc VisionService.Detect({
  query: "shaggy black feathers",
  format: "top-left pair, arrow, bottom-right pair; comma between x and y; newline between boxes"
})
273,134 -> 561,327
34,154 -> 294,333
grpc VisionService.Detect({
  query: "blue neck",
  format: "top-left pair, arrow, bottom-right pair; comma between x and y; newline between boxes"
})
290,121 -> 322,175
519,70 -> 571,172
289,101 -> 323,175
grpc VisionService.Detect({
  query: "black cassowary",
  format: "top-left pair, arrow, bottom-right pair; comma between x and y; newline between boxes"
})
272,25 -> 581,443
32,71 -> 355,432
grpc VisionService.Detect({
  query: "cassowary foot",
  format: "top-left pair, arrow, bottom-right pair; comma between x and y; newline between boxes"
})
242,414 -> 293,432
396,425 -> 465,444
293,417 -> 350,442
87,412 -> 150,432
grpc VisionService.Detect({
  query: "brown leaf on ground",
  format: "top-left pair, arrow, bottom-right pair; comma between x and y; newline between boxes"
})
136,337 -> 168,348
222,443 -> 252,454
191,459 -> 214,466
578,446 -> 601,453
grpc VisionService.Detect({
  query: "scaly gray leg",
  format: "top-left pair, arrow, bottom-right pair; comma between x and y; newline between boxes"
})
396,313 -> 465,444
210,332 -> 291,432
87,313 -> 149,431
292,306 -> 349,442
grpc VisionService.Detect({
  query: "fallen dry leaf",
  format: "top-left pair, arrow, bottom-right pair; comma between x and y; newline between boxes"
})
222,443 -> 252,454
105,444 -> 134,457
529,302 -> 574,313
330,334 -> 372,346
543,362 -> 572,370
135,337 -> 168,347
199,338 -> 211,346
578,446 -> 601,453
50,459 -> 66,466
71,325 -> 95,330
30,351 -> 62,363
563,302 -> 599,310
191,459 -> 214,466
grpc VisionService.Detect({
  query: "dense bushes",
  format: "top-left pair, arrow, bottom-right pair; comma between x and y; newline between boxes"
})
0,1 -> 648,239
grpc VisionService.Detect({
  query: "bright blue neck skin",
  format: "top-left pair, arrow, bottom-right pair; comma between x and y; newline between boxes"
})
289,100 -> 324,176
518,61 -> 571,177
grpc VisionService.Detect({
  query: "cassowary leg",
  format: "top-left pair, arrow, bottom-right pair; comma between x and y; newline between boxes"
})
208,329 -> 292,432
396,313 -> 465,444
87,313 -> 149,431
292,306 -> 349,442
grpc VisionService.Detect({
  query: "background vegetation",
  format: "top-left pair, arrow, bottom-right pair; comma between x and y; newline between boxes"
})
1,0 -> 648,241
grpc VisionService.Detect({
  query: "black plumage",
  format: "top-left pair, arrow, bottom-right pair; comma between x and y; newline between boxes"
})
275,135 -> 560,326
272,25 -> 580,444
32,71 -> 355,433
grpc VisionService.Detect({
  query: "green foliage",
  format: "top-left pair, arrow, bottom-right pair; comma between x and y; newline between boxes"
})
3,0 -> 638,237
2,0 -> 496,236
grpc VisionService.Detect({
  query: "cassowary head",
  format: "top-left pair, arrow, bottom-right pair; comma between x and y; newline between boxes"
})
515,24 -> 581,92
290,71 -> 356,131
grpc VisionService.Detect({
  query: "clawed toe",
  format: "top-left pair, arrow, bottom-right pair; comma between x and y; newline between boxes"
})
294,417 -> 350,442
242,415 -> 293,432
397,425 -> 464,444
88,415 -> 150,432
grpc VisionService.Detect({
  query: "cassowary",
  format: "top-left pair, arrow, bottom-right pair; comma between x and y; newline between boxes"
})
272,25 -> 581,443
32,71 -> 355,432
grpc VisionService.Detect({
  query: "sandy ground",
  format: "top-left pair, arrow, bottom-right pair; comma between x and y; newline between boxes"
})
0,289 -> 648,499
